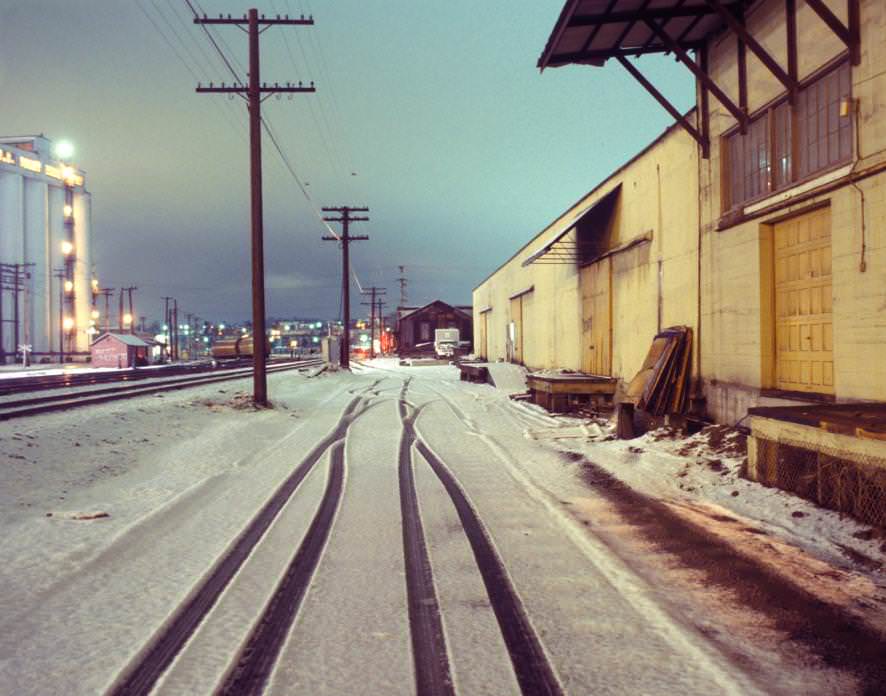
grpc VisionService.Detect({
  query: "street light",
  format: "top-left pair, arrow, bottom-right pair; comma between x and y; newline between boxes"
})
61,240 -> 74,255
123,313 -> 133,326
63,204 -> 73,218
64,280 -> 74,293
91,309 -> 100,320
54,141 -> 75,160
62,317 -> 74,331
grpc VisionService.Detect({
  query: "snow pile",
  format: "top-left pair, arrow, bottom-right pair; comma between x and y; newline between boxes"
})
485,362 -> 527,395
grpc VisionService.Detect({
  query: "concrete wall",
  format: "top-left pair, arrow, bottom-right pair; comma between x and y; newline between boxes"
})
473,122 -> 700,388
700,0 -> 886,423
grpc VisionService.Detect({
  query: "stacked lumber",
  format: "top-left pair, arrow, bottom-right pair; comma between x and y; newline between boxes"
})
625,326 -> 692,416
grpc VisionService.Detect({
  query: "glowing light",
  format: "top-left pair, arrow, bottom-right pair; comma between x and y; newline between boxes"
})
62,317 -> 74,331
123,313 -> 133,325
63,204 -> 73,218
91,278 -> 99,291
241,327 -> 248,334
61,240 -> 74,255
219,323 -> 225,330
64,280 -> 74,292
55,141 -> 75,160
283,324 -> 291,331
91,309 -> 100,320
19,156 -> 42,173
61,166 -> 76,184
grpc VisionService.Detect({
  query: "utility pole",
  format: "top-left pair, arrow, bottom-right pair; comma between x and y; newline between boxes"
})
99,288 -> 114,334
122,286 -> 137,334
322,206 -> 369,369
377,297 -> 387,355
118,288 -> 124,332
397,265 -> 408,307
53,268 -> 66,363
360,286 -> 385,359
162,296 -> 172,361
172,299 -> 179,362
195,9 -> 315,406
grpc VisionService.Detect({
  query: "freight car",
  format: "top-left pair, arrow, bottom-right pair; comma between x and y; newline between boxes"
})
210,335 -> 270,362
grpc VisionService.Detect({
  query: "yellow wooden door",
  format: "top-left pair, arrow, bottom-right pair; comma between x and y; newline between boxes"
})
773,207 -> 833,394
510,296 -> 523,364
477,312 -> 487,359
581,257 -> 611,375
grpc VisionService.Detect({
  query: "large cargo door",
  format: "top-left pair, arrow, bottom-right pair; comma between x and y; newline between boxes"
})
477,312 -> 488,359
774,206 -> 833,394
509,296 -> 523,364
581,257 -> 611,375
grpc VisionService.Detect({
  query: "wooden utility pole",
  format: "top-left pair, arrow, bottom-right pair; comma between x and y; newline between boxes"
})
322,206 -> 369,369
122,286 -> 138,333
377,297 -> 387,354
195,9 -> 315,405
360,286 -> 385,359
99,288 -> 114,334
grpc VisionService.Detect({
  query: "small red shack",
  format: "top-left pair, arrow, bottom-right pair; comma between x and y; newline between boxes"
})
91,333 -> 150,368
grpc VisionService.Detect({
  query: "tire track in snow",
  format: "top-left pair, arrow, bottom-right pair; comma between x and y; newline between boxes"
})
398,379 -> 457,696
401,379 -> 564,696
107,391 -> 371,696
419,383 -> 765,696
217,441 -> 346,695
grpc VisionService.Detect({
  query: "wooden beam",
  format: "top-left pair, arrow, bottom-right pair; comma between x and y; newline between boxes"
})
803,0 -> 850,44
848,0 -> 860,66
547,45 -> 697,64
616,55 -> 708,151
786,0 -> 798,105
568,5 -> 720,27
610,0 -> 654,54
639,0 -> 690,53
644,18 -> 748,128
578,0 -> 619,55
700,45 -> 712,157
737,16 -> 748,113
704,0 -> 796,93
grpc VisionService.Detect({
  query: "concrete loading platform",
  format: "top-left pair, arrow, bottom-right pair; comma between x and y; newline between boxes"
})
526,372 -> 617,413
747,403 -> 886,527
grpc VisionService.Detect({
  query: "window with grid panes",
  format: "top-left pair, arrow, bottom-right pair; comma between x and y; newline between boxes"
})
723,61 -> 852,211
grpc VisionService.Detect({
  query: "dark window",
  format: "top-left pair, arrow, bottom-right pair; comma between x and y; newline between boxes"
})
723,61 -> 852,211
797,61 -> 852,178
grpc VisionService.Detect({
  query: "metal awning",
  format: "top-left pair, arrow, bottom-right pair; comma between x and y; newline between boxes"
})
522,185 -> 620,267
537,0 -> 861,159
538,0 -> 734,70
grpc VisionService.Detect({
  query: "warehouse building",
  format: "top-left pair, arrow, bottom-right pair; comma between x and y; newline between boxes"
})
478,0 -> 884,426
0,135 -> 94,362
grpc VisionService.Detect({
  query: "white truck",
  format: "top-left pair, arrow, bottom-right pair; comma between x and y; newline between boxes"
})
434,328 -> 460,358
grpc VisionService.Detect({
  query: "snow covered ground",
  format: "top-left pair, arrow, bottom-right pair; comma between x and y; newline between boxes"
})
0,359 -> 882,695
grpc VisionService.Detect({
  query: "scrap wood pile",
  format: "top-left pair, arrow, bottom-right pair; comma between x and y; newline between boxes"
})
626,326 -> 692,415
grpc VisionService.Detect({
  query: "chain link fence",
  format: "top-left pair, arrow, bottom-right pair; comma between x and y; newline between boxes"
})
750,435 -> 886,528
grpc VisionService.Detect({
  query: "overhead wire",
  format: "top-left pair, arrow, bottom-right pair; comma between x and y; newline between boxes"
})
178,0 -> 370,299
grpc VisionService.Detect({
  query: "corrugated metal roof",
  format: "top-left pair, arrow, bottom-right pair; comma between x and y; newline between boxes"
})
538,0 -> 744,70
92,332 -> 149,348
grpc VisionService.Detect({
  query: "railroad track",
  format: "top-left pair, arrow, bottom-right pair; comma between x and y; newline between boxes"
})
104,375 -> 563,696
0,356 -> 303,396
0,358 -> 324,420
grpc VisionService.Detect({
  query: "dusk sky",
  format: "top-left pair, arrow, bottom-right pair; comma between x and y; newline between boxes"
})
1,0 -> 693,324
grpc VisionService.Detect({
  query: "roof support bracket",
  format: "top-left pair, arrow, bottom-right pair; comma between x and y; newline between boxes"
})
704,0 -> 797,94
644,18 -> 749,131
616,55 -> 709,155
804,0 -> 860,65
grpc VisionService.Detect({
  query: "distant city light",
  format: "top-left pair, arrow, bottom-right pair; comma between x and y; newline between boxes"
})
91,278 -> 99,291
312,336 -> 319,343
54,141 -> 75,160
61,166 -> 76,184
162,324 -> 169,331
219,323 -> 225,330
241,327 -> 248,334
283,324 -> 291,331
203,337 -> 210,343
60,240 -> 74,255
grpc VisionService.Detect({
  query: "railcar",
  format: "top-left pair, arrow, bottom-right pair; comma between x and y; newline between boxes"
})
210,335 -> 270,361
